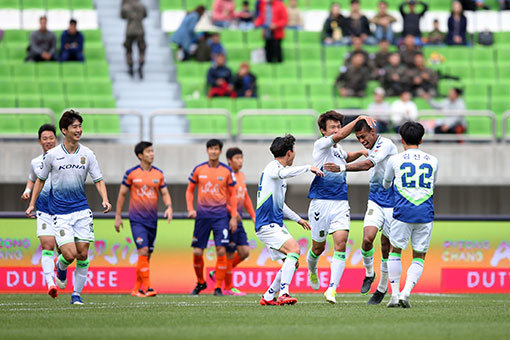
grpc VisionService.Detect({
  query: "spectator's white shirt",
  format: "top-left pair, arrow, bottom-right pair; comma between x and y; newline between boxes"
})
390,99 -> 418,126
367,101 -> 391,121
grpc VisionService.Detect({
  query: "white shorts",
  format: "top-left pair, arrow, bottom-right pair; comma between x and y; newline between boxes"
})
36,211 -> 54,237
256,223 -> 292,261
54,209 -> 94,247
389,219 -> 433,253
363,200 -> 393,238
309,199 -> 350,243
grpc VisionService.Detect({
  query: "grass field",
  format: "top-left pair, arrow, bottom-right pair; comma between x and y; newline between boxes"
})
1,294 -> 509,339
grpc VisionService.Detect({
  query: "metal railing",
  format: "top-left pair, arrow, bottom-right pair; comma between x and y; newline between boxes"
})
237,109 -> 319,141
502,111 -> 510,142
74,109 -> 144,141
0,108 -> 55,139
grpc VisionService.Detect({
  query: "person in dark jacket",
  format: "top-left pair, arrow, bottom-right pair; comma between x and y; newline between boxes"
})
446,1 -> 468,46
335,53 -> 371,97
234,63 -> 257,98
171,6 -> 206,61
321,2 -> 348,45
60,19 -> 84,62
26,16 -> 57,62
399,0 -> 428,44
207,54 -> 236,98
121,0 -> 147,78
345,0 -> 377,45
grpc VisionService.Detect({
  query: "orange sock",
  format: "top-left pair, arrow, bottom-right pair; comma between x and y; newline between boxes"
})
138,255 -> 151,290
133,269 -> 143,291
215,255 -> 227,289
224,258 -> 234,290
232,253 -> 243,268
193,254 -> 205,284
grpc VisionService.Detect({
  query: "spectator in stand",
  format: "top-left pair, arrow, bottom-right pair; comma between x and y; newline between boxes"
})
287,0 -> 304,30
374,38 -> 390,79
407,53 -> 438,97
425,88 -> 467,134
321,2 -> 348,45
212,0 -> 236,28
459,0 -> 489,10
171,6 -> 206,61
345,0 -> 377,45
383,53 -> 407,96
335,53 -> 371,97
344,35 -> 372,69
399,0 -> 428,45
121,0 -> 147,78
254,0 -> 288,63
391,90 -> 418,132
399,34 -> 421,67
60,19 -> 84,62
367,87 -> 391,133
209,32 -> 226,60
26,16 -> 57,62
426,19 -> 445,45
237,1 -> 255,30
446,1 -> 468,46
371,1 -> 397,44
207,53 -> 236,98
500,0 -> 510,10
234,62 -> 258,97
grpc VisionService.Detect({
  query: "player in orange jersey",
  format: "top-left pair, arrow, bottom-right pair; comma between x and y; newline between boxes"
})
114,141 -> 173,297
187,139 -> 238,296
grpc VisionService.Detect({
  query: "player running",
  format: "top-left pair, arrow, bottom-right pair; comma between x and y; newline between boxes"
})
187,139 -> 238,296
21,124 -> 58,299
382,122 -> 438,308
25,110 -> 112,305
324,118 -> 397,304
305,111 -> 374,304
114,141 -> 173,298
257,135 -> 324,306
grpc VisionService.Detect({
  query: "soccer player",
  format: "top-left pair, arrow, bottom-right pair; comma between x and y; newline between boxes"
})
114,141 -> 173,297
305,111 -> 374,304
382,121 -> 438,308
257,135 -> 324,306
25,110 -> 112,305
21,124 -> 58,298
186,139 -> 238,296
324,118 -> 397,304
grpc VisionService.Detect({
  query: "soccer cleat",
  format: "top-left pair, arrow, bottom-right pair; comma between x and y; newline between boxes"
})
131,289 -> 146,297
324,287 -> 337,304
190,282 -> 207,295
259,296 -> 277,306
224,288 -> 246,296
55,259 -> 67,290
386,296 -> 400,308
360,273 -> 376,295
213,288 -> 224,296
367,289 -> 386,305
208,270 -> 216,282
399,296 -> 412,308
70,295 -> 84,305
146,288 -> 157,297
277,294 -> 298,306
48,285 -> 58,299
308,270 -> 320,291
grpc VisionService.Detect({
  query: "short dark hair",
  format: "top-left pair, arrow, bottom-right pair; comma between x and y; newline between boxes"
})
270,134 -> 296,158
351,0 -> 360,4
453,87 -> 463,96
354,119 -> 372,132
226,147 -> 242,160
38,124 -> 56,139
70,19 -> 77,25
134,141 -> 153,159
242,0 -> 249,5
206,138 -> 223,150
379,38 -> 388,44
318,110 -> 345,133
400,121 -> 425,145
379,0 -> 388,4
59,110 -> 83,132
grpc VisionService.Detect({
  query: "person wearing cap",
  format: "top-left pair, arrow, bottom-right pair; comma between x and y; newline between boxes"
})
233,63 -> 258,98
367,88 -> 391,133
425,88 -> 467,134
399,0 -> 428,44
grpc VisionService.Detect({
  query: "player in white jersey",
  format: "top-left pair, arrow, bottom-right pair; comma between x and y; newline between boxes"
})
382,122 -> 438,308
305,111 -> 375,304
21,124 -> 58,298
324,119 -> 398,304
256,135 -> 324,306
25,110 -> 112,305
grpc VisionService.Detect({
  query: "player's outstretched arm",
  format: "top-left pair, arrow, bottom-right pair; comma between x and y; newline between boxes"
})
185,182 -> 197,219
114,184 -> 129,232
382,157 -> 396,189
346,150 -> 369,163
331,115 -> 376,143
95,180 -> 112,213
25,178 -> 45,218
161,186 -> 173,224
21,180 -> 35,201
278,165 -> 324,179
282,203 -> 310,230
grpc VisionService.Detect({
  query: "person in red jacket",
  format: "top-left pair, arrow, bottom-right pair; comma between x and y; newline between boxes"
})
254,0 -> 288,63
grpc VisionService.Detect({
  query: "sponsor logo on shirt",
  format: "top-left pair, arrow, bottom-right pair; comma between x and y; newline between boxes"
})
199,175 -> 208,179
133,178 -> 142,183
58,164 -> 85,170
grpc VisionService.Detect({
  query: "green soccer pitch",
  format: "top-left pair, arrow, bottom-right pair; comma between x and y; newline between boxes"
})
0,294 -> 509,339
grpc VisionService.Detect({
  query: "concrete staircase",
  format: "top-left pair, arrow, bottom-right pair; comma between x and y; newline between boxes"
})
95,0 -> 185,140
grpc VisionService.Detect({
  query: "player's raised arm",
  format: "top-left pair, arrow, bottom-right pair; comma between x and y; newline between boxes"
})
331,115 -> 376,143
161,186 -> 173,223
114,184 -> 129,232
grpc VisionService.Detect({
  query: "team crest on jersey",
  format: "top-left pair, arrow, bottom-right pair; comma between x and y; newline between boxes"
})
368,209 -> 374,215
80,156 -> 86,164
136,237 -> 143,245
319,230 -> 325,237
60,230 -> 65,237
218,176 -> 224,181
153,179 -> 159,183
42,223 -> 47,230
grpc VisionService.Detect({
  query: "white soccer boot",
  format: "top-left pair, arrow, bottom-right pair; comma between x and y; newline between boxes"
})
308,269 -> 320,291
324,287 -> 337,304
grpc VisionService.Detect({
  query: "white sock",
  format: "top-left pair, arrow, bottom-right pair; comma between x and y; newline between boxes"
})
263,270 -> 282,300
41,250 -> 55,287
401,258 -> 424,298
328,251 -> 346,290
388,253 -> 402,297
279,253 -> 299,296
72,259 -> 89,296
307,248 -> 320,274
361,247 -> 375,277
377,258 -> 389,293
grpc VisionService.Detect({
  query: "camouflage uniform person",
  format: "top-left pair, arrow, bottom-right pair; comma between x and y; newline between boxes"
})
335,52 -> 372,98
382,53 -> 408,96
121,0 -> 147,78
405,54 -> 438,97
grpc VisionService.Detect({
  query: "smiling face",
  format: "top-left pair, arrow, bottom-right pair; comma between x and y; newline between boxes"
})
39,130 -> 57,153
355,126 -> 377,149
207,145 -> 222,162
62,119 -> 82,142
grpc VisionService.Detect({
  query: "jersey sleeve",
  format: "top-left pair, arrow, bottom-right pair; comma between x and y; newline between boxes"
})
336,144 -> 348,159
188,166 -> 199,183
38,153 -> 52,181
88,152 -> 103,182
314,136 -> 334,150
121,169 -> 132,187
283,203 -> 301,222
278,165 -> 311,179
383,156 -> 396,189
228,169 -> 237,187
28,160 -> 37,182
159,171 -> 167,189
368,140 -> 392,166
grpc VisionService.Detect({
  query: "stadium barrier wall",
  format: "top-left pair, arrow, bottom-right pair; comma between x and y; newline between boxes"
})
1,217 -> 509,294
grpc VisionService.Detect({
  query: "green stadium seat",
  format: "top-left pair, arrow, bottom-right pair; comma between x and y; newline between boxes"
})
37,63 -> 61,80
85,46 -> 106,61
471,47 -> 495,65
40,81 -> 65,97
297,31 -> 321,46
324,46 -> 349,64
499,66 -> 510,80
0,64 -> 12,80
308,82 -> 335,100
473,65 -> 497,82
491,99 -> 510,116
300,62 -> 325,81
438,80 -> 463,96
188,115 -> 212,134
18,96 -> 42,108
494,32 -> 510,47
65,81 -> 89,98
2,30 -> 30,47
220,30 -> 244,49
20,114 -> 53,133
281,83 -> 307,99
180,82 -> 205,97
307,0 -> 333,9
92,97 -> 116,108
88,80 -> 113,96
491,83 -> 510,99
414,98 -> 430,110
22,0 -> 45,9
47,0 -> 70,9
82,30 -> 103,44
185,99 -> 208,108
70,0 -> 94,10
258,82 -> 281,98
282,35 -> 297,48
0,47 -> 8,62
13,63 -> 36,80
67,96 -> 92,109
227,48 -> 250,62
464,83 -> 489,100
7,46 -> 28,61
496,49 -> 510,66
336,97 -> 362,109
285,98 -> 310,110
298,45 -> 322,62
465,98 -> 489,110
176,62 -> 208,81
283,47 -> 298,62
324,64 -> 341,80
466,116 -> 493,136
209,98 -> 235,112
185,0 -> 208,10
16,80 -> 39,96
244,29 -> 263,49
42,96 -> 67,114
442,48 -> 470,66
85,61 -> 110,80
260,98 -> 285,109
250,64 -> 274,79
287,115 -> 316,135
0,114 -> 20,133
0,81 -> 16,95
240,115 -> 265,134
93,115 -> 121,134
0,95 -> 17,108
0,0 -> 21,9
159,0 -> 183,10
62,63 -> 86,80
448,65 -> 473,81
429,0 -> 452,11
310,98 -> 336,113
274,63 -> 299,81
